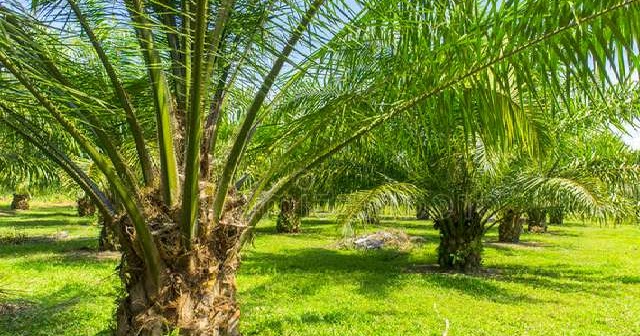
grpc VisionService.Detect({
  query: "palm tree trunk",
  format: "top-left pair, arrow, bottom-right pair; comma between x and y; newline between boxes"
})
416,202 -> 429,220
10,193 -> 29,210
435,208 -> 483,273
115,192 -> 246,336
77,195 -> 96,217
276,195 -> 301,233
548,208 -> 564,225
98,215 -> 119,251
364,209 -> 380,224
498,209 -> 523,243
527,209 -> 547,232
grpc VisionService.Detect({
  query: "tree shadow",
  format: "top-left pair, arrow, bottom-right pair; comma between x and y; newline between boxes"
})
543,230 -> 581,237
252,225 -> 327,236
241,247 -> 543,304
493,264 -> 622,297
10,211 -> 81,219
300,218 -> 335,226
613,275 -> 640,284
252,217 -> 337,236
13,248 -> 120,270
242,248 -> 408,298
253,218 -> 439,240
421,272 -> 548,304
0,236 -> 97,258
0,204 -> 83,222
0,283 -> 110,335
484,240 -> 554,255
0,218 -> 87,228
242,309 -> 353,335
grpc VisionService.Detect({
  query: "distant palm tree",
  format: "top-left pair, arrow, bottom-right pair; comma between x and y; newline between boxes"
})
0,125 -> 68,209
337,86 -> 640,272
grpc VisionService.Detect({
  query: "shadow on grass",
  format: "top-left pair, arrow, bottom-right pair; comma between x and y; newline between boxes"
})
484,240 -> 554,256
12,211 -> 81,219
10,248 -> 121,271
615,275 -> 640,284
542,230 -> 581,237
241,247 -> 544,304
0,218 -> 89,229
242,309 -> 354,335
424,273 -> 546,304
243,247 -> 408,297
301,218 -> 336,226
0,236 -> 98,258
494,264 -> 623,297
0,203 -> 76,213
0,283 -> 103,335
252,224 -> 328,236
251,217 -> 337,236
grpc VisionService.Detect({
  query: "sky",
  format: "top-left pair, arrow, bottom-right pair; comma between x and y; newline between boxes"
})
618,122 -> 640,149
609,67 -> 640,149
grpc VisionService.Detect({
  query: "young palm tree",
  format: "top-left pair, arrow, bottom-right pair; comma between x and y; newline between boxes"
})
339,128 -> 640,271
497,85 -> 640,239
1,0 -> 639,334
0,125 -> 69,209
337,84 -> 640,271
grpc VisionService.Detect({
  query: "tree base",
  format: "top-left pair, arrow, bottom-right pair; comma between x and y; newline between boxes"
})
276,196 -> 300,233
548,208 -> 564,225
98,216 -> 119,251
10,194 -> 29,210
364,212 -> 380,225
527,209 -> 547,233
416,203 -> 429,220
435,211 -> 484,273
115,254 -> 242,336
498,210 -> 522,243
528,225 -> 547,233
77,196 -> 96,217
114,191 -> 247,335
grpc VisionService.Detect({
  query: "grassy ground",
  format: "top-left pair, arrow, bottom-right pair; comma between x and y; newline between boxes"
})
1,203 -> 639,335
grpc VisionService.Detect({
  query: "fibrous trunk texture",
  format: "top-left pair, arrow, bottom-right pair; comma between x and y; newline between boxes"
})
548,208 -> 564,225
364,210 -> 380,224
435,207 -> 483,273
10,194 -> 29,210
77,195 -> 96,217
498,209 -> 523,243
115,191 -> 247,336
276,196 -> 301,233
527,209 -> 547,233
416,202 -> 429,220
98,215 -> 119,251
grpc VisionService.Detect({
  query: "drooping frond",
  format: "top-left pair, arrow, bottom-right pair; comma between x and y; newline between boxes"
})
336,181 -> 421,227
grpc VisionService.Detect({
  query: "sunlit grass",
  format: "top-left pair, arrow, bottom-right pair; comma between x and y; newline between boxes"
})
1,203 -> 639,335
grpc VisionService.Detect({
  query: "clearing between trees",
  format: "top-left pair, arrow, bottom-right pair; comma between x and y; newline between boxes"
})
1,203 -> 639,335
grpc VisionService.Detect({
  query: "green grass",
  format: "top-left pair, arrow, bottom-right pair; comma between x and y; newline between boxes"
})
1,203 -> 639,335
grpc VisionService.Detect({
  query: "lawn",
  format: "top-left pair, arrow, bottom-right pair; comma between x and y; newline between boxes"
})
1,203 -> 639,335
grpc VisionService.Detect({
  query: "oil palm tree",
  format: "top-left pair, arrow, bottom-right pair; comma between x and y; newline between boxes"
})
1,0 -> 640,334
337,84 -> 640,271
338,128 -> 640,271
0,122 -> 70,209
497,84 -> 640,239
